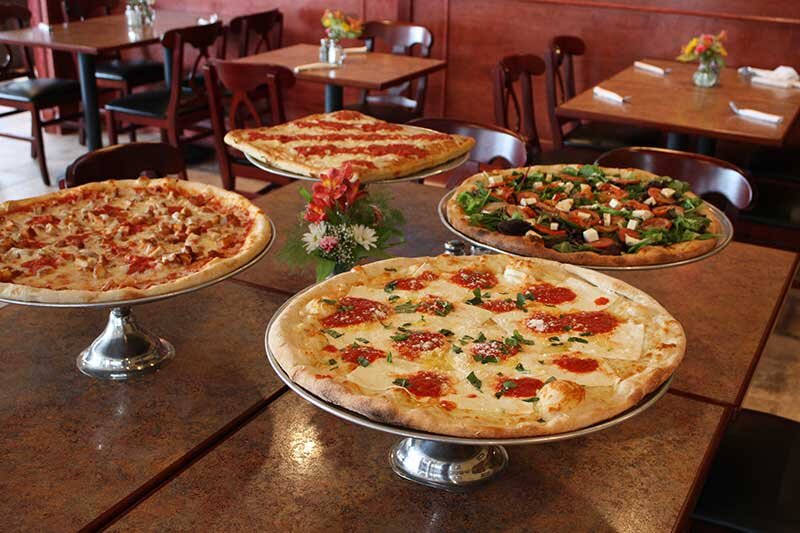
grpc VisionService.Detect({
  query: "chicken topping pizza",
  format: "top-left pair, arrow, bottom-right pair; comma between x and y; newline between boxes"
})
225,110 -> 475,182
0,178 -> 271,303
268,255 -> 684,438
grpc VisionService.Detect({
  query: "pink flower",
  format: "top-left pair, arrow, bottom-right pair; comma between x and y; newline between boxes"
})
319,235 -> 339,252
696,44 -> 707,54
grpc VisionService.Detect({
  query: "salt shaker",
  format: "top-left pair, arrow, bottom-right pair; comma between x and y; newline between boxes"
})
319,39 -> 329,62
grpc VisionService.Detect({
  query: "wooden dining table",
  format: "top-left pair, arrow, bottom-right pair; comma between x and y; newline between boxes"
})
0,10 -> 205,151
0,181 -> 796,531
556,59 -> 800,154
234,43 -> 446,112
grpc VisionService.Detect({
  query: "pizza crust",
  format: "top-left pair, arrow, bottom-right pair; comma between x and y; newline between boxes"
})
268,255 -> 685,438
446,165 -> 723,267
0,179 -> 271,304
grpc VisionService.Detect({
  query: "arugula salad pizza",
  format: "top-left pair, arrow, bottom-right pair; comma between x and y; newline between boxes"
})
446,164 -> 723,267
268,254 -> 684,438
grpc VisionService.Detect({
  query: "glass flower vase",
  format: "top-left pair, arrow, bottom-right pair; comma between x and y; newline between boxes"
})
693,58 -> 719,88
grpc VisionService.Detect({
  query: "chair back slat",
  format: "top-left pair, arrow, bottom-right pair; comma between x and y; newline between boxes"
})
0,6 -> 35,82
64,143 -> 186,187
493,54 -> 545,159
545,35 -> 587,148
60,0 -> 113,22
228,10 -> 283,58
162,22 -> 223,113
595,147 -> 754,213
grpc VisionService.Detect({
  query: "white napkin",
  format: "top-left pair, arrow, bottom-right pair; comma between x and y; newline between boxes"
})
752,76 -> 795,89
343,46 -> 368,54
293,62 -> 341,74
729,102 -> 783,124
634,61 -> 667,75
197,13 -> 219,25
748,65 -> 799,81
593,86 -> 627,103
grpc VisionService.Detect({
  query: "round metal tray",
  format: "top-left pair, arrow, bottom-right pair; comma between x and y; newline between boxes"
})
437,189 -> 734,271
244,151 -> 470,185
1,221 -> 275,380
264,285 -> 673,489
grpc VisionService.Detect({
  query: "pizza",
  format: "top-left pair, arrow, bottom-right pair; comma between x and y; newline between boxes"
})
268,254 -> 684,438
446,164 -> 723,267
0,178 -> 271,303
224,110 -> 475,183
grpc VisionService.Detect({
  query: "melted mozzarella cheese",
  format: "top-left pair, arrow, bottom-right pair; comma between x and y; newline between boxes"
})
570,321 -> 645,361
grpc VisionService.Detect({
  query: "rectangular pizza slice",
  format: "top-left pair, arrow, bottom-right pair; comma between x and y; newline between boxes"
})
224,110 -> 475,182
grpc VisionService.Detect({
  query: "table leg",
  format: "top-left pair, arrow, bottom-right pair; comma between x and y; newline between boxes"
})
666,132 -> 689,151
696,136 -> 717,156
77,52 -> 101,151
325,84 -> 344,112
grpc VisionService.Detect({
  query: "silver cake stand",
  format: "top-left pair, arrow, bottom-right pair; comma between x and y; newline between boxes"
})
265,287 -> 672,490
437,189 -> 734,271
244,152 -> 470,184
0,222 -> 275,381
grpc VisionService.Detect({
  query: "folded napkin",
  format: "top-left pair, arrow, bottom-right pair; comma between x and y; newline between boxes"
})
634,61 -> 667,76
197,13 -> 219,25
752,76 -> 795,89
593,86 -> 627,103
729,101 -> 783,124
344,46 -> 368,54
293,62 -> 341,74
748,65 -> 799,81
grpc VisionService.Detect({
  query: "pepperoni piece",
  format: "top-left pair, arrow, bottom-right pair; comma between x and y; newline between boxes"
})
597,182 -> 628,200
340,345 -> 385,365
480,299 -> 519,313
653,205 -> 684,217
648,187 -> 676,204
567,209 -> 600,228
642,217 -> 673,230
526,283 -> 577,305
589,237 -> 616,250
526,310 -> 618,334
450,269 -> 497,289
594,297 -> 609,306
489,186 -> 515,203
416,296 -> 453,316
321,297 -> 390,328
496,377 -> 545,398
402,371 -> 451,398
391,270 -> 438,291
534,224 -> 567,237
617,227 -> 641,242
471,340 -> 520,361
394,332 -> 446,359
553,355 -> 599,373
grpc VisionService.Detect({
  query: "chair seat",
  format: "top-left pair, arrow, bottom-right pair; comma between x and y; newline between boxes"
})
96,59 -> 164,85
564,122 -> 662,152
0,77 -> 81,107
344,99 -> 420,124
105,87 -> 207,119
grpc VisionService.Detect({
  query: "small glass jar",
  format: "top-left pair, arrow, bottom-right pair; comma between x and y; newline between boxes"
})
693,57 -> 720,88
326,40 -> 344,65
125,5 -> 141,28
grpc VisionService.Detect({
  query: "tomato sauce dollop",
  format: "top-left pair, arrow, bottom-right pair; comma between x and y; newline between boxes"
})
321,297 -> 390,328
496,377 -> 545,398
392,270 -> 438,291
471,340 -> 520,360
403,371 -> 451,398
416,296 -> 452,316
394,332 -> 446,359
480,299 -> 518,313
526,283 -> 576,305
553,355 -> 599,373
339,345 -> 385,365
595,297 -> 610,306
450,269 -> 498,289
526,310 -> 618,334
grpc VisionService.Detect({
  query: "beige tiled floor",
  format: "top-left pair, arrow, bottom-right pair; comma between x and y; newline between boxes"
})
1,109 -> 798,422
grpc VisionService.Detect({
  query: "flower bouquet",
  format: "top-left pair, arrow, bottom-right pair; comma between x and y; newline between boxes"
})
321,9 -> 363,41
677,31 -> 727,87
281,164 -> 404,281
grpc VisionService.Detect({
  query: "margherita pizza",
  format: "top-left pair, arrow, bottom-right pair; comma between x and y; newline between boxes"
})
446,164 -> 723,267
0,178 -> 271,303
225,110 -> 475,182
268,254 -> 684,438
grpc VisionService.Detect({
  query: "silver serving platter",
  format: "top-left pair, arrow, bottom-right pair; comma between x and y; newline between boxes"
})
1,221 -> 275,380
244,151 -> 470,185
265,284 -> 672,489
437,189 -> 734,271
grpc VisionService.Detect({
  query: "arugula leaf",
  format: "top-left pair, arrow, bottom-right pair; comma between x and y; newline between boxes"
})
456,183 -> 491,214
466,371 -> 482,390
321,329 -> 343,338
515,293 -> 527,310
561,166 -> 579,177
578,164 -> 605,179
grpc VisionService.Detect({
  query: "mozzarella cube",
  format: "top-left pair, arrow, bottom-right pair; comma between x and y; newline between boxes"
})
582,228 -> 600,242
625,234 -> 643,246
550,222 -> 559,231
644,197 -> 656,206
627,219 -> 638,230
609,198 -> 621,209
632,209 -> 653,220
503,267 -> 527,285
661,187 -> 676,198
564,182 -> 574,193
576,211 -> 591,220
487,175 -> 502,186
520,197 -> 536,206
603,213 -> 612,226
555,199 -> 573,212
533,181 -> 544,190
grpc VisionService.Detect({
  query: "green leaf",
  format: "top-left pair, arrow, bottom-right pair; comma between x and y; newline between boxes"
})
476,332 -> 487,343
548,336 -> 561,342
298,187 -> 312,201
384,267 -> 397,272
384,280 -> 398,293
452,345 -> 463,354
390,332 -> 410,342
522,397 -> 539,403
545,376 -> 556,384
327,358 -> 337,365
439,328 -> 454,336
321,298 -> 337,305
515,363 -> 526,372
357,357 -> 371,367
355,337 -> 370,344
515,293 -> 527,310
394,301 -> 418,313
315,259 -> 336,282
321,329 -> 343,338
386,352 -> 393,363
388,295 -> 400,302
502,380 -> 518,390
466,371 -> 482,390
392,378 -> 409,387
466,288 -> 485,306
568,336 -> 588,344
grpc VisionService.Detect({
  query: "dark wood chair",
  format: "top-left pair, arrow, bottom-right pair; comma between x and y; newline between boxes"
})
0,5 -> 83,185
224,9 -> 283,58
692,409 -> 800,532
595,147 -> 753,210
105,21 -> 223,178
407,117 -> 527,188
344,20 -> 433,123
61,0 -> 164,141
494,53 -> 602,165
545,35 -> 661,151
204,60 -> 294,192
63,142 -> 185,188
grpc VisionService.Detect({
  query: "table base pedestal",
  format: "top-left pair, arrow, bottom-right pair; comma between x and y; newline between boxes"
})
389,438 -> 508,490
77,306 -> 174,380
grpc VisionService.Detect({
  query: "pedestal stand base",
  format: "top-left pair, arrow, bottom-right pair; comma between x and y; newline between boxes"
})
389,438 -> 508,490
77,307 -> 175,380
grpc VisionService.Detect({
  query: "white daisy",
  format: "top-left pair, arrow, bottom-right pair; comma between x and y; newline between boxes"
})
351,224 -> 378,250
302,222 -> 327,253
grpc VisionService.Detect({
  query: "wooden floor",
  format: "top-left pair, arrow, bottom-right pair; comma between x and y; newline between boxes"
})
0,109 -> 797,423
